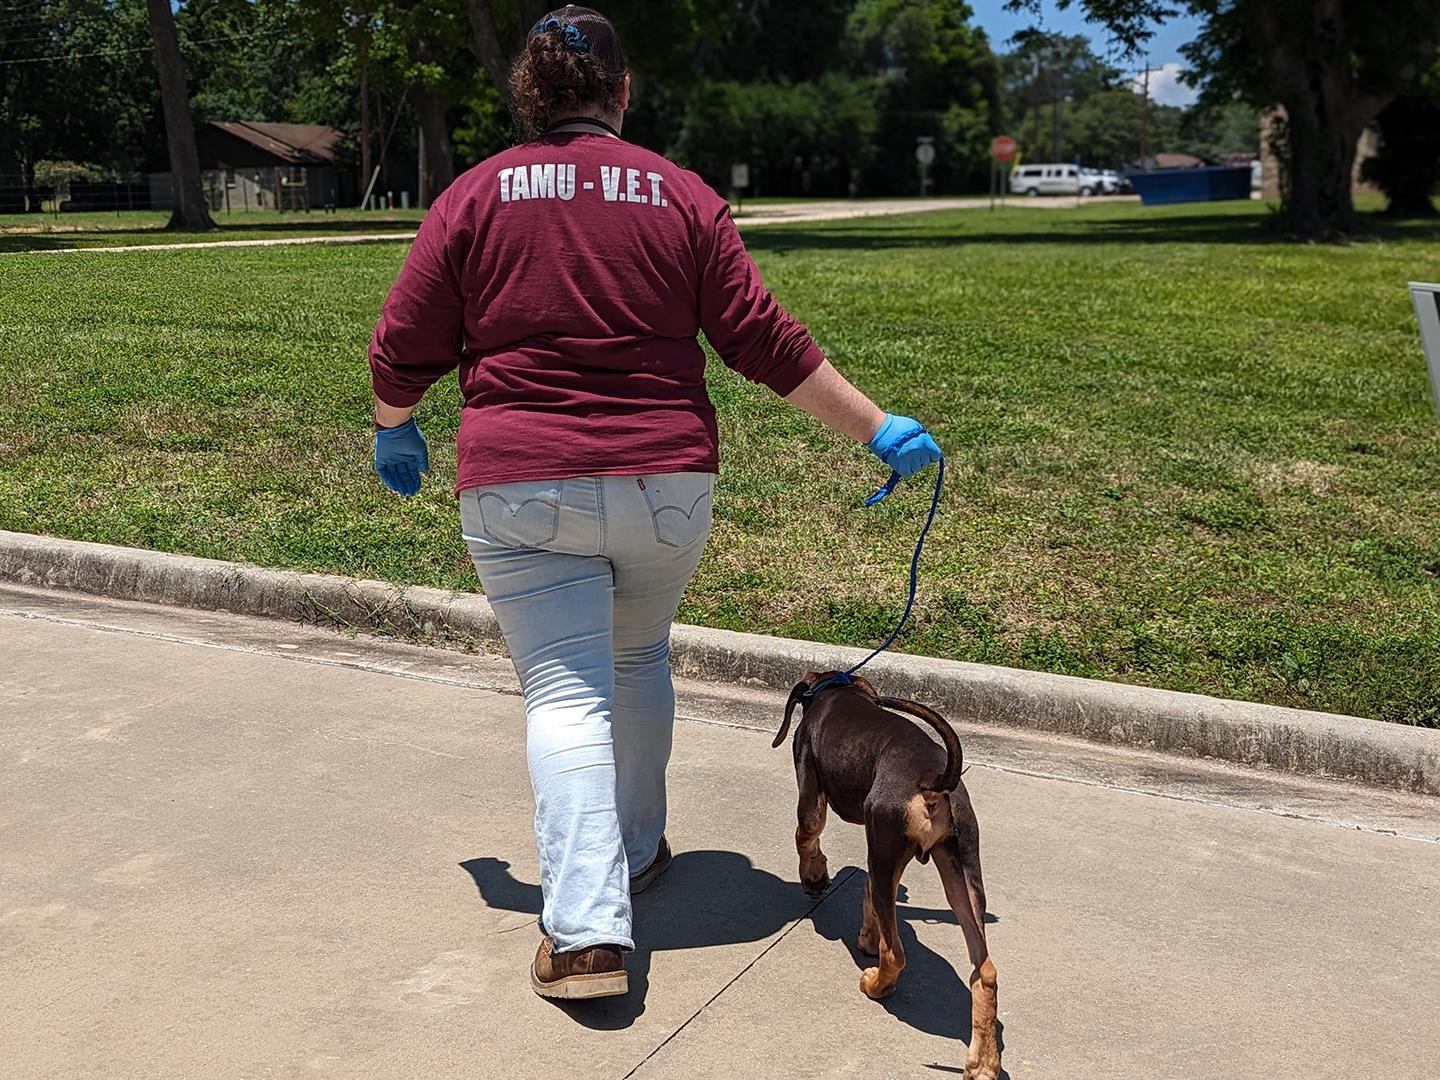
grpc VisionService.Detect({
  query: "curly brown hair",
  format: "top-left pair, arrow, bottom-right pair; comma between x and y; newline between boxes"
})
509,28 -> 627,137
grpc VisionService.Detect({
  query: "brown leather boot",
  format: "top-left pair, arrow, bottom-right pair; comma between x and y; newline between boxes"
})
629,834 -> 672,895
531,936 -> 628,999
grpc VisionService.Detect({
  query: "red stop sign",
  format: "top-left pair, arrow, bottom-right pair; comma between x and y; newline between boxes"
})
991,136 -> 1018,162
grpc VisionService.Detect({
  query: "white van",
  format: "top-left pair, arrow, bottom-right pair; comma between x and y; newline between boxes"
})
1009,164 -> 1097,197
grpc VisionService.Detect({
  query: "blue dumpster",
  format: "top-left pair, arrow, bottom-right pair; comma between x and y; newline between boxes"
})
1126,166 -> 1252,206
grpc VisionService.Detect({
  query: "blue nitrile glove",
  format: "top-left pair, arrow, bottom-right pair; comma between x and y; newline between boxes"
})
866,414 -> 942,478
374,417 -> 429,497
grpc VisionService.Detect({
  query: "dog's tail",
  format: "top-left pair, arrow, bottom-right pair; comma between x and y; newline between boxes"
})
876,697 -> 963,793
772,681 -> 810,748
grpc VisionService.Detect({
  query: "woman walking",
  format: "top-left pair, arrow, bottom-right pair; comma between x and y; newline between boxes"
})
369,5 -> 940,999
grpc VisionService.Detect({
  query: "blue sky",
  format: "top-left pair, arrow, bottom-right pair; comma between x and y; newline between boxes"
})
965,0 -> 1206,106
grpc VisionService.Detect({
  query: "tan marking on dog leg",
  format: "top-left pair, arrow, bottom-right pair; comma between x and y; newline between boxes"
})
796,794 -> 830,897
857,884 -> 879,956
858,846 -> 911,1000
935,839 -> 1001,1080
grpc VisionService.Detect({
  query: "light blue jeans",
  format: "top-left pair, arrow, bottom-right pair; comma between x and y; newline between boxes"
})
460,472 -> 713,953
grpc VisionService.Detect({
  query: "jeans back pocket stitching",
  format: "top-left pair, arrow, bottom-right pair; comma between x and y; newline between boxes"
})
477,492 -> 561,547
643,481 -> 711,548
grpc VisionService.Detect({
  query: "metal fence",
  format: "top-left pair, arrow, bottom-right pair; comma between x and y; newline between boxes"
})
0,178 -> 151,214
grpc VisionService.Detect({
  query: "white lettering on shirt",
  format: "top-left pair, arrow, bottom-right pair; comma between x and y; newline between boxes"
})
599,166 -> 621,202
626,167 -> 645,203
500,162 -> 670,209
512,165 -> 531,200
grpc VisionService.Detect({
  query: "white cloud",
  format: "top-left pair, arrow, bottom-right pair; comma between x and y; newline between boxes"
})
1131,62 -> 1198,109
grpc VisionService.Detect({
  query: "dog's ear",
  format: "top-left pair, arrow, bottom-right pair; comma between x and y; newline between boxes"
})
772,676 -> 816,748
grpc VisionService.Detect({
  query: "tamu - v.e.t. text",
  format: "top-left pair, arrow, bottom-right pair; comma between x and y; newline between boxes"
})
497,163 -> 668,207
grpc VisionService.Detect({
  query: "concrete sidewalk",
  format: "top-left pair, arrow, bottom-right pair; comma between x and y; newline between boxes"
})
732,195 -> 1137,227
3,583 -> 1438,1080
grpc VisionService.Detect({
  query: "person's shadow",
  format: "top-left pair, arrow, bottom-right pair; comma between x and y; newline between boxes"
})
460,849 -> 1004,1061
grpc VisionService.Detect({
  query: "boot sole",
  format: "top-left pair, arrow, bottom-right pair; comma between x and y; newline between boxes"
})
530,964 -> 629,999
630,844 -> 672,895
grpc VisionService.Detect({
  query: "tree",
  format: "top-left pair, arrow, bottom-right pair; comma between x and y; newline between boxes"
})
146,0 -> 215,229
1000,30 -> 1118,162
1361,60 -> 1440,216
0,0 -> 162,210
462,0 -> 546,109
846,0 -> 1002,194
1015,0 -> 1440,235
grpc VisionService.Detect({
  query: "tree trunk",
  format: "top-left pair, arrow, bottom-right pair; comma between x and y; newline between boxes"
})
359,34 -> 372,208
465,0 -> 550,104
1262,0 -> 1388,235
464,0 -> 515,104
516,0 -> 549,53
1364,94 -> 1440,216
408,35 -> 457,206
145,0 -> 215,231
415,83 -> 457,205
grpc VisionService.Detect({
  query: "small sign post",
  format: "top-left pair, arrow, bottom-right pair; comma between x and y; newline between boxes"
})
1412,281 -> 1440,415
915,137 -> 936,197
730,162 -> 750,213
990,136 -> 1017,211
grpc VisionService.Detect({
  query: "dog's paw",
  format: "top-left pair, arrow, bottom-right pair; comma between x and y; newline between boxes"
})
800,872 -> 831,898
859,967 -> 896,1000
855,927 -> 879,956
964,1041 -> 1001,1080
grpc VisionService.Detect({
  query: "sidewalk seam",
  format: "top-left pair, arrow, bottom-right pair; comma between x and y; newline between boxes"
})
618,866 -> 862,1080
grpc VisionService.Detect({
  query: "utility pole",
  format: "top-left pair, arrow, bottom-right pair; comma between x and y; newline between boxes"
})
359,30 -> 370,209
1052,67 -> 1063,162
1030,53 -> 1042,160
1139,63 -> 1150,171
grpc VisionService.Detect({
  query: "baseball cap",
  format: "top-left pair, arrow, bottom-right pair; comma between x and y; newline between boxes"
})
529,6 -> 625,73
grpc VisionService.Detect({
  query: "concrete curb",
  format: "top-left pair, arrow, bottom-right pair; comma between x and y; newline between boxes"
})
3,529 -> 1437,796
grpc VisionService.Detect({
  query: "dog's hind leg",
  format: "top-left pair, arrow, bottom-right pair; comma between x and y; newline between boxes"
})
794,746 -> 830,897
934,834 -> 1000,1080
858,815 -> 914,1000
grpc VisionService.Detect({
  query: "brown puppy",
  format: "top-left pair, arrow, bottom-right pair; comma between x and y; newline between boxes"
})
773,671 -> 1000,1080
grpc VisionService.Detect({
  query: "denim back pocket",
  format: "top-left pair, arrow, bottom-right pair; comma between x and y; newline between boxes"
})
475,482 -> 562,548
639,473 -> 713,548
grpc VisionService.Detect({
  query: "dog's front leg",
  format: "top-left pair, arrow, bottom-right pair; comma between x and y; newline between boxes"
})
794,747 -> 830,897
934,835 -> 1000,1080
858,816 -> 912,1000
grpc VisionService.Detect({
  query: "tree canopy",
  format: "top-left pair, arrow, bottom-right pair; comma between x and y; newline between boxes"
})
12,0 -> 1427,226
1009,0 -> 1440,232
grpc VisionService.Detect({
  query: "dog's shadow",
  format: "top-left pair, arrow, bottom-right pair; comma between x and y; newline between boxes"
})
461,852 -> 1004,1060
810,879 -> 1005,1054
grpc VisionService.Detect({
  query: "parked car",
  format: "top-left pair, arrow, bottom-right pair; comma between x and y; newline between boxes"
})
1081,168 -> 1110,194
1009,163 -> 1098,197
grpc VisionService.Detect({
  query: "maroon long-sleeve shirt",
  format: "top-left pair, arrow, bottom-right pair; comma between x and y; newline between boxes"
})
369,131 -> 827,491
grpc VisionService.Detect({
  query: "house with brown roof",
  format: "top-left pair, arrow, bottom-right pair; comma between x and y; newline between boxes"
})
147,122 -> 358,212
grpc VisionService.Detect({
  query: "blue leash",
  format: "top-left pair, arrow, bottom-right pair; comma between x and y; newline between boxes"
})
801,454 -> 945,703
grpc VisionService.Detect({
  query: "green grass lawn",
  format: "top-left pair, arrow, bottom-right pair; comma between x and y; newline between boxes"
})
0,206 -> 424,252
3,199 -> 1439,724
